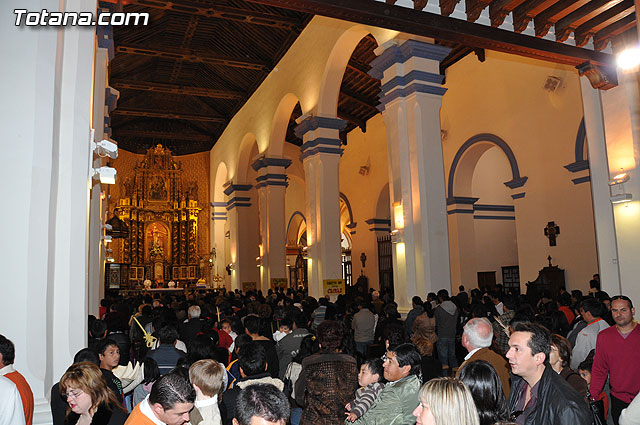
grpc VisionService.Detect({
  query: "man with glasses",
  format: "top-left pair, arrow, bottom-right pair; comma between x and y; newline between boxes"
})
351,343 -> 421,425
590,295 -> 640,425
506,322 -> 591,424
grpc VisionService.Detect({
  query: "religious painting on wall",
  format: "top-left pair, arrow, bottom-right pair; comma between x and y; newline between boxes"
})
148,174 -> 168,201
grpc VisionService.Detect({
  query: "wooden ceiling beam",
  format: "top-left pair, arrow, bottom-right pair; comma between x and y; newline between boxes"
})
555,0 -> 625,43
115,130 -> 214,142
339,88 -> 379,111
128,0 -> 300,29
440,0 -> 462,17
111,80 -> 244,99
534,0 -> 589,38
115,44 -> 268,71
112,108 -> 227,123
347,58 -> 372,78
243,0 -> 615,69
512,0 -> 559,33
466,0 -> 492,22
489,0 -> 528,27
338,110 -> 367,132
593,12 -> 637,50
574,0 -> 634,47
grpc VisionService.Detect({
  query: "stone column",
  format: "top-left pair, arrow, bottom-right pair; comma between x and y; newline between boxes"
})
580,64 -> 640,304
578,77 -> 621,294
224,183 -> 259,291
370,39 -> 452,314
294,117 -> 347,298
1,0 -> 96,422
88,37 -> 117,316
252,156 -> 292,292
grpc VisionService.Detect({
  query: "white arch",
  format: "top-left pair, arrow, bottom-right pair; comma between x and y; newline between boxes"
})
267,93 -> 300,157
316,26 -> 394,116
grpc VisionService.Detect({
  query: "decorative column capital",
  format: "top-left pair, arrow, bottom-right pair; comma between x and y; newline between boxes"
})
369,39 -> 452,110
294,116 -> 347,139
294,115 -> 347,161
223,182 -> 253,210
369,39 -> 451,80
251,155 -> 292,188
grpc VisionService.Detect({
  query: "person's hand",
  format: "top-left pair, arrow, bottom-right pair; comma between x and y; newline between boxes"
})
345,412 -> 358,422
345,403 -> 351,411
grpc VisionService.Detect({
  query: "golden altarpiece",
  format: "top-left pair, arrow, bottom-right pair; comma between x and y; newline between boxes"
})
107,145 -> 204,289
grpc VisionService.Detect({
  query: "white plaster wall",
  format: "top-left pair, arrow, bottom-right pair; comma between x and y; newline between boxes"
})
0,1 -> 96,423
442,51 -> 599,292
600,81 -> 640,304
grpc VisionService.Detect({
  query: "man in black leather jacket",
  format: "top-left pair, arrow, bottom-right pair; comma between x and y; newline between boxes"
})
506,322 -> 592,425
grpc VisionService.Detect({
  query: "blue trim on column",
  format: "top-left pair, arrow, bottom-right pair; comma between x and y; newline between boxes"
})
105,87 -> 119,113
379,83 -> 448,108
564,118 -> 589,173
473,204 -> 515,212
251,156 -> 292,171
511,193 -> 526,199
447,209 -> 474,215
370,227 -> 392,232
369,40 -> 451,79
301,137 -> 342,150
95,7 -> 114,61
210,202 -> 227,207
226,199 -> 252,210
294,116 -> 347,138
223,184 -> 253,196
381,70 -> 445,94
446,196 -> 480,205
365,218 -> 392,225
256,173 -> 288,182
474,215 -> 516,220
447,134 -> 528,199
255,180 -> 289,189
227,196 -> 250,204
285,211 -> 306,241
299,146 -> 343,160
572,175 -> 591,185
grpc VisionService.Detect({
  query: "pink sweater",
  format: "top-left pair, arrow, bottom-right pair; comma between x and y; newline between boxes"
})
590,324 -> 640,403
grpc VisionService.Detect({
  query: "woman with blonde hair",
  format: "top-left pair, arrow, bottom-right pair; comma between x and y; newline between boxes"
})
413,377 -> 480,425
59,362 -> 127,425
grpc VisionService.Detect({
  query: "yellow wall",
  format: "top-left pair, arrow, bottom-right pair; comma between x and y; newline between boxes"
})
442,51 -> 598,292
472,147 -> 519,284
340,114 -> 391,289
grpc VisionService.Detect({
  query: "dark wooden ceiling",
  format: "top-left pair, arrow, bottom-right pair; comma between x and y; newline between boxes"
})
110,0 -> 312,154
109,0 -> 636,155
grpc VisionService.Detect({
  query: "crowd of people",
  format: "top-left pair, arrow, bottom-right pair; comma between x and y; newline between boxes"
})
1,282 -> 639,425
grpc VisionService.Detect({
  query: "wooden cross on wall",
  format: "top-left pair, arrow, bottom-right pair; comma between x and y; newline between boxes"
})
544,221 -> 560,246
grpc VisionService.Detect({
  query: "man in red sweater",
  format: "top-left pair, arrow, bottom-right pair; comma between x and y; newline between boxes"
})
0,334 -> 34,425
590,295 -> 640,425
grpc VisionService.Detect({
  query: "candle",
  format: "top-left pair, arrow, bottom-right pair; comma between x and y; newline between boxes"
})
216,306 -> 221,323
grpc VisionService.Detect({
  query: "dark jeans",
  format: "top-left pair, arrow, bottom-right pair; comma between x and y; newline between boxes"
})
611,394 -> 629,425
436,337 -> 458,368
355,340 -> 373,357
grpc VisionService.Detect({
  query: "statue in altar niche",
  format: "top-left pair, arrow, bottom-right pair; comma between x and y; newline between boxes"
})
148,223 -> 169,260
